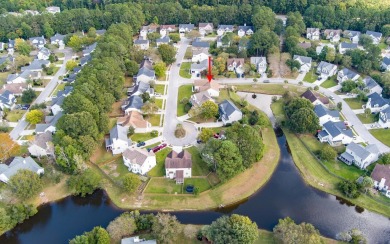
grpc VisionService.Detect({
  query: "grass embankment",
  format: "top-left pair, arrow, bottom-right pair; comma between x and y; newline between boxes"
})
320,77 -> 337,88
130,133 -> 157,142
235,84 -> 306,96
177,85 -> 193,116
179,62 -> 191,79
356,113 -> 377,124
303,71 -> 318,83
370,129 -> 390,147
344,98 -> 364,109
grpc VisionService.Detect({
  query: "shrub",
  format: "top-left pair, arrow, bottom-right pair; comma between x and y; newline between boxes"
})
150,130 -> 158,137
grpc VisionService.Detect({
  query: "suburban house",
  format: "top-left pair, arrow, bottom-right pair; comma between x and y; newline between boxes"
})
50,96 -> 65,115
28,131 -> 53,157
217,25 -> 234,36
362,76 -> 382,95
378,107 -> 390,128
366,31 -> 382,45
219,99 -> 243,125
339,142 -> 379,169
301,89 -> 329,105
117,111 -> 151,132
192,38 -> 210,50
0,55 -> 14,71
159,25 -> 176,37
96,29 -> 106,36
250,57 -> 267,74
190,91 -> 214,107
0,157 -> 44,183
306,28 -> 320,40
165,150 -> 192,184
156,36 -> 170,47
80,55 -> 92,66
192,48 -> 209,63
199,23 -> 214,37
29,36 -> 46,49
317,61 -> 337,78
193,79 -> 220,96
140,24 -> 159,38
216,35 -> 230,48
293,55 -> 312,73
343,30 -> 361,44
7,39 -> 15,55
128,81 -> 154,96
0,90 -> 16,110
122,148 -> 156,175
134,38 -> 150,50
338,42 -> 358,54
35,111 -> 63,134
37,47 -> 51,60
381,57 -> 390,71
314,104 -> 340,126
238,38 -> 249,51
365,92 -> 389,113
318,121 -> 354,146
46,6 -> 60,14
237,25 -> 254,37
122,95 -> 144,114
227,58 -> 245,78
135,67 -> 156,84
190,59 -> 208,78
121,236 -> 156,244
371,164 -> 390,198
316,43 -> 335,55
24,10 -> 40,15
21,59 -> 50,72
179,24 -> 195,34
0,83 -> 28,96
323,29 -> 342,42
50,33 -> 65,46
105,125 -> 132,155
82,42 -> 97,56
337,68 -> 360,83
6,69 -> 41,84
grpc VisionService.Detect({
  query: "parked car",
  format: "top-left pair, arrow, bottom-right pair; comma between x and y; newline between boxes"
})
263,80 -> 270,83
196,139 -> 202,144
329,95 -> 334,100
177,63 -> 181,67
152,143 -> 167,153
21,104 -> 30,110
137,141 -> 146,147
213,133 -> 220,139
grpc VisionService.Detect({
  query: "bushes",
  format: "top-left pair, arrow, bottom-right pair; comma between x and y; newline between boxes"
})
7,169 -> 43,200
338,180 -> 361,198
67,169 -> 101,197
0,204 -> 37,233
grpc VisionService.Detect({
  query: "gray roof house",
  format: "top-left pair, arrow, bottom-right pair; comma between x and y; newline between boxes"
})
219,99 -> 243,125
8,39 -> 15,49
0,90 -> 16,110
363,76 -> 382,95
37,47 -> 51,60
179,24 -> 194,33
122,95 -> 144,114
50,33 -> 65,45
337,68 -> 360,83
190,59 -> 208,78
96,29 -> 106,35
237,25 -> 254,37
306,28 -> 320,40
134,38 -> 150,50
343,30 -> 361,44
339,42 -> 358,54
381,57 -> 390,72
35,111 -> 63,134
0,55 -> 14,70
21,59 -> 50,72
28,131 -> 53,157
250,57 -> 267,74
129,81 -> 154,96
105,125 -> 132,155
366,31 -> 382,45
0,156 -> 44,183
314,104 -> 340,126
317,61 -> 337,78
80,55 -> 92,66
29,36 -> 46,48
379,106 -> 390,128
156,36 -> 170,46
318,121 -> 354,146
217,25 -> 234,36
366,92 -> 389,112
339,142 -> 379,169
136,67 -> 155,83
82,42 -> 97,56
323,29 -> 342,42
293,55 -> 312,73
192,39 -> 210,49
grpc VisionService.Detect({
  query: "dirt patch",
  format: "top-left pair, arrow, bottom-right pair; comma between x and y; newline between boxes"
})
109,101 -> 124,117
267,52 -> 281,78
280,52 -> 292,78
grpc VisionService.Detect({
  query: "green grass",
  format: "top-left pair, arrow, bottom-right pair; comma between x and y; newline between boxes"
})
321,78 -> 338,88
0,72 -> 9,85
148,148 -> 172,177
179,62 -> 191,79
147,114 -> 161,126
184,178 -> 211,193
130,133 -> 157,142
145,178 -> 183,194
217,89 -> 242,104
303,71 -> 318,83
52,83 -> 66,96
5,110 -> 25,122
177,85 -> 193,116
56,52 -> 65,58
101,158 -> 130,179
378,42 -> 388,50
370,129 -> 390,147
357,113 -> 377,124
344,98 -> 364,109
186,146 -> 210,176
236,84 -> 306,96
155,99 -> 163,109
154,84 -> 165,94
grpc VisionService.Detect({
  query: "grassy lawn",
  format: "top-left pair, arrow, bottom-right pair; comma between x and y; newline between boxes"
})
52,83 -> 66,96
320,78 -> 338,88
154,84 -> 165,94
148,148 -> 172,177
344,98 -> 364,109
130,133 -> 157,142
6,110 -> 25,122
56,52 -> 65,58
90,140 -> 118,165
145,178 -> 183,194
186,146 -> 210,176
357,113 -> 377,124
146,114 -> 161,126
370,129 -> 390,147
101,157 -> 130,179
303,71 -> 318,83
177,85 -> 193,116
378,42 -> 388,50
216,88 -> 242,104
235,84 -> 306,96
184,178 -> 211,193
179,62 -> 191,79
0,72 -> 9,85
154,99 -> 163,109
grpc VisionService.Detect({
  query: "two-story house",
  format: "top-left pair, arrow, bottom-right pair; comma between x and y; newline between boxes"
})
29,36 -> 46,49
317,61 -> 337,78
366,31 -> 382,45
192,48 -> 209,63
159,25 -> 176,37
371,164 -> 390,198
217,25 -> 234,36
135,67 -> 156,84
363,76 -> 382,95
0,157 -> 44,183
314,104 -> 340,126
250,57 -> 267,74
28,131 -> 53,157
0,90 -> 16,110
117,111 -> 151,133
35,112 -> 62,134
219,99 -> 243,125
337,68 -> 360,83
122,148 -> 156,175
306,28 -> 320,40
37,47 -> 51,60
134,38 -> 150,50
190,91 -> 214,107
227,58 -> 245,78
365,92 -> 389,113
318,121 -> 354,146
339,142 -> 379,169
199,23 -> 214,37
339,42 -> 358,54
381,57 -> 390,72
156,36 -> 170,47
165,150 -> 192,184
179,24 -> 195,34
193,79 -> 220,97
122,95 -> 144,114
293,55 -> 312,73
378,106 -> 390,128
301,90 -> 329,105
323,29 -> 342,43
105,125 -> 132,155
190,59 -> 208,78
50,33 -> 66,46
237,25 -> 254,37
343,30 -> 361,44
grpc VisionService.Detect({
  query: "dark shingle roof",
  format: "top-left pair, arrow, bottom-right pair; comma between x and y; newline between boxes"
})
323,121 -> 353,138
314,104 -> 340,118
165,151 -> 192,169
218,99 -> 240,121
367,92 -> 389,107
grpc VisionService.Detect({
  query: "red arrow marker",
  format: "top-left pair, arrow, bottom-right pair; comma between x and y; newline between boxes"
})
206,56 -> 213,82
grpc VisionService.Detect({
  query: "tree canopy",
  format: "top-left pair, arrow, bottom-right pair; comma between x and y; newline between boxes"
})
152,213 -> 181,244
7,169 -> 43,200
273,217 -> 322,244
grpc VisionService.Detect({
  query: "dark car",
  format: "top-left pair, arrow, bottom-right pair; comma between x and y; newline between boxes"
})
21,104 -> 30,110
263,80 -> 270,83
197,139 -> 203,144
137,141 -> 146,147
152,143 -> 167,153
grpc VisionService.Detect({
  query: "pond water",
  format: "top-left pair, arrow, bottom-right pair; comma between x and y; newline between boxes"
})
1,133 -> 390,243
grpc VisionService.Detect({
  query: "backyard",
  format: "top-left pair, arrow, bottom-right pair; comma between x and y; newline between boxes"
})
179,62 -> 191,79
147,148 -> 172,177
370,129 -> 390,147
5,110 -> 25,122
177,85 -> 193,116
101,157 -> 129,179
344,98 -> 364,109
303,71 -> 318,83
186,146 -> 210,176
145,178 -> 183,194
320,77 -> 337,88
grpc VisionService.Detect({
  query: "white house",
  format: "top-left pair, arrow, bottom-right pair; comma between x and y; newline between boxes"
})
250,57 -> 267,74
21,59 -> 50,72
156,36 -> 170,47
121,236 -> 156,244
199,23 -> 214,37
337,68 -> 360,83
338,42 -> 358,54
339,142 -> 379,169
237,25 -> 254,37
366,31 -> 382,45
165,150 -> 192,184
159,25 -> 176,37
122,95 -> 144,114
318,121 -> 354,146
50,33 -> 65,46
381,57 -> 390,72
178,24 -> 194,34
306,28 -> 320,40
316,43 -> 335,55
122,148 -> 156,175
317,61 -> 337,78
105,125 -> 132,155
50,96 -> 64,115
134,38 -> 149,50
46,6 -> 60,14
193,79 -> 220,97
363,76 -> 382,95
37,47 -> 51,60
135,67 -> 155,84
28,131 -> 53,157
314,104 -> 340,126
0,90 -> 16,110
192,48 -> 209,63
227,58 -> 245,78
35,112 -> 62,134
293,55 -> 312,73
29,36 -> 46,49
323,29 -> 342,43
344,30 -> 361,44
219,100 -> 243,125
378,106 -> 390,128
371,164 -> 390,198
217,25 -> 234,36
190,59 -> 208,78
190,91 -> 214,107
0,157 -> 44,183
365,92 -> 389,113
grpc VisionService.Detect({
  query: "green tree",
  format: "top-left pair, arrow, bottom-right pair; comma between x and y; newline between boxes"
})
125,59 -> 139,76
169,33 -> 180,43
252,6 -> 276,31
285,97 -> 313,118
15,55 -> 31,68
325,48 -> 336,63
68,35 -> 83,51
128,126 -> 135,136
341,80 -> 358,93
337,102 -> 342,111
154,62 -> 167,78
152,213 -> 181,244
120,174 -> 141,193
358,34 -> 373,48
16,41 -> 31,56
70,226 -> 110,244
26,109 -> 44,125
204,214 -> 259,244
360,176 -> 373,194
67,169 -> 101,197
198,128 -> 214,142
342,56 -> 352,68
289,108 -> 319,134
214,140 -> 244,181
147,32 -> 161,42
381,24 -> 390,37
186,30 -> 201,40
338,180 -> 361,198
319,145 -> 337,161
57,112 -> 99,140
21,88 -> 37,104
249,28 -> 279,56
7,169 -> 43,200
42,22 -> 54,38
87,27 -> 97,38
158,44 -> 176,65
378,153 -> 390,164
273,217 -> 322,244
107,212 -> 137,242
141,102 -> 159,116
200,100 -> 218,119
66,60 -> 78,71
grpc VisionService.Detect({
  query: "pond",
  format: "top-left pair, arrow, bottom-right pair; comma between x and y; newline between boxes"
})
1,132 -> 390,243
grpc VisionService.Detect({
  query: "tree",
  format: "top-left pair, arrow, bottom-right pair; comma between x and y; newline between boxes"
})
252,6 -> 276,31
26,110 -> 44,125
152,213 -> 181,244
66,60 -> 78,71
57,112 -> 99,140
213,56 -> 227,74
200,101 -> 218,119
42,22 -> 54,38
320,145 -> 337,161
128,126 -> 135,136
186,30 -> 200,40
169,33 -> 180,43
204,214 -> 258,244
285,97 -> 313,118
21,88 -> 37,104
87,27 -> 97,38
141,92 -> 150,102
68,35 -> 83,51
107,212 -> 137,241
158,44 -> 176,65
337,102 -> 342,111
213,140 -> 244,181
337,229 -> 367,244
120,174 -> 141,193
15,55 -> 31,68
359,176 -> 373,194
15,41 -> 31,56
378,153 -> 390,164
325,48 -> 336,63
358,34 -> 373,48
154,62 -> 167,78
0,133 -> 20,161
198,128 -> 214,142
249,28 -> 279,56
286,59 -> 301,70
273,217 -> 322,244
358,60 -> 372,74
125,59 -> 139,76
70,226 -> 110,244
147,32 -> 161,42
141,102 -> 159,116
338,180 -> 361,198
289,108 -> 319,134
67,169 -> 101,197
341,80 -> 358,93
342,56 -> 352,68
7,170 -> 43,200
